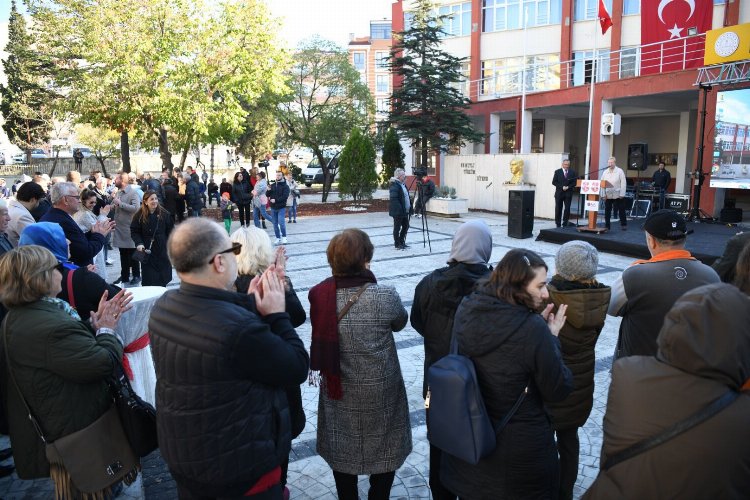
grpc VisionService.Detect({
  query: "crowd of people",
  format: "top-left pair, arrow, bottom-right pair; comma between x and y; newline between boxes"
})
0,163 -> 748,500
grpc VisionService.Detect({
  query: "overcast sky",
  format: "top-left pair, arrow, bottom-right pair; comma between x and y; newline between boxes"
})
0,0 -> 396,49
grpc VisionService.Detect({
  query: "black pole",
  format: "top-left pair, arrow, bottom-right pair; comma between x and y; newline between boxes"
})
689,84 -> 710,222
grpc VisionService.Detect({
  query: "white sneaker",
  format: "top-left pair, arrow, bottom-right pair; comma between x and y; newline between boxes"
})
281,237 -> 287,244
274,238 -> 281,245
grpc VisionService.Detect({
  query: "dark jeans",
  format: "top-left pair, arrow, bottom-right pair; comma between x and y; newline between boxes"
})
208,191 -> 220,206
429,444 -> 458,500
176,482 -> 281,500
332,470 -> 395,500
554,192 -> 573,226
556,427 -> 580,500
392,215 -> 409,247
189,208 -> 202,218
604,198 -> 627,229
658,188 -> 666,211
237,203 -> 252,227
118,248 -> 141,282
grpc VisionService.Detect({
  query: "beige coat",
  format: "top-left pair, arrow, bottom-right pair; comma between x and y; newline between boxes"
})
112,185 -> 140,248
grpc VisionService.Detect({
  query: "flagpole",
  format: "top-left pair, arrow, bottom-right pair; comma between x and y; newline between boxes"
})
584,19 -> 597,179
520,7 -> 528,153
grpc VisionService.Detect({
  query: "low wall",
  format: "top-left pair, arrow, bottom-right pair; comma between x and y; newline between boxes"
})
443,154 -> 566,220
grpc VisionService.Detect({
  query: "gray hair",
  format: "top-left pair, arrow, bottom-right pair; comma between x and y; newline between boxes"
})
49,182 -> 78,205
127,172 -> 137,184
168,218 -> 227,273
394,168 -> 405,177
182,172 -> 192,182
608,156 -> 616,162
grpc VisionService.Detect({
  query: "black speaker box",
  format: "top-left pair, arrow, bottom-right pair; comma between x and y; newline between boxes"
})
627,143 -> 648,171
508,190 -> 534,239
720,207 -> 743,223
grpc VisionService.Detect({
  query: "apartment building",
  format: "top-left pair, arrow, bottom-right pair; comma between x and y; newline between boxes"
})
392,0 -> 750,216
348,20 -> 394,136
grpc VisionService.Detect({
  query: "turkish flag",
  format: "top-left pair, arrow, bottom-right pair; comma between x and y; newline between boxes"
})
599,0 -> 613,35
641,0 -> 712,75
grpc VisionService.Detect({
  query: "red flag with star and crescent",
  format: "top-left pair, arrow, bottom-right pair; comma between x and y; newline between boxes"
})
599,0 -> 613,34
641,0 -> 712,75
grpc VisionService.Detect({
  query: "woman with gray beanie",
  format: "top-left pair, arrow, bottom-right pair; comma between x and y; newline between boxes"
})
546,240 -> 611,500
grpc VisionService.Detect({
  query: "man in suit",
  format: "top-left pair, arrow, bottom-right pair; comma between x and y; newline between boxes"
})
389,168 -> 412,249
40,182 -> 114,266
552,159 -> 578,227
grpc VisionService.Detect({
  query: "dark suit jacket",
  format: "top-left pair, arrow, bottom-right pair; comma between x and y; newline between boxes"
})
552,168 -> 578,196
40,207 -> 105,267
712,231 -> 750,283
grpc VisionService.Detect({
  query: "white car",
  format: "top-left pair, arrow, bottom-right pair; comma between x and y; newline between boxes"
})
302,152 -> 341,187
12,148 -> 49,163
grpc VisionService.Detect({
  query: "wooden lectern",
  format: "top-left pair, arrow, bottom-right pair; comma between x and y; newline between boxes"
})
576,179 -> 612,233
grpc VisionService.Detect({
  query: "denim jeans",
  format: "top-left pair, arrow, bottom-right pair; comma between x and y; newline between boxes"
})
288,198 -> 297,221
253,203 -> 272,228
189,208 -> 202,218
271,207 -> 286,238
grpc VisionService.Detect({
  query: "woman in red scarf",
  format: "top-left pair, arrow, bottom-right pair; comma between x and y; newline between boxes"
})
309,228 -> 411,500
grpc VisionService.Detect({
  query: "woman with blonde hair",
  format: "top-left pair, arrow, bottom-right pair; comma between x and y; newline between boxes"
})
230,225 -> 306,498
130,190 -> 174,286
0,245 -> 134,499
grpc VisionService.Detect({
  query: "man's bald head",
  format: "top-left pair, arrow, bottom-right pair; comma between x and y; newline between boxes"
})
168,218 -> 228,273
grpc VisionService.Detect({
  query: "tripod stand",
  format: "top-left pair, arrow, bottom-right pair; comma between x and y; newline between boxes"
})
407,176 -> 433,252
688,84 -> 715,223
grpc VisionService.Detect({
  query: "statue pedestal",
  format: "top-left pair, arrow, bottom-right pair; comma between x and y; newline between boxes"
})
499,184 -> 534,213
426,198 -> 469,217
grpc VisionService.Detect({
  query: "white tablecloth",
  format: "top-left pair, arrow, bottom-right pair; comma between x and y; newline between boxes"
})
115,286 -> 166,407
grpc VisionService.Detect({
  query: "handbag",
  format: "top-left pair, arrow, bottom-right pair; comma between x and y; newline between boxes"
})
426,333 -> 528,465
602,389 -> 739,471
109,355 -> 158,458
2,321 -> 137,493
131,214 -> 159,264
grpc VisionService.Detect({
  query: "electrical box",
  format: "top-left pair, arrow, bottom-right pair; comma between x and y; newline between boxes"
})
601,113 -> 621,136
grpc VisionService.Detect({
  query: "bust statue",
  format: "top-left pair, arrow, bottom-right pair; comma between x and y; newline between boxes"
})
508,157 -> 524,185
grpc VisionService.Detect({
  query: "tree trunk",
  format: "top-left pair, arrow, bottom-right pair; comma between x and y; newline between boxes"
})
97,156 -> 108,177
178,142 -> 190,171
420,136 -> 428,171
49,151 -> 60,178
317,150 -> 331,202
121,130 -> 131,173
210,144 -> 215,181
158,128 -> 174,172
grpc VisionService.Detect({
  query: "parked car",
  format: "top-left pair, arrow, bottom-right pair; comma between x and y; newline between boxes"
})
57,145 -> 94,158
12,149 -> 49,163
302,152 -> 341,187
289,147 -> 314,165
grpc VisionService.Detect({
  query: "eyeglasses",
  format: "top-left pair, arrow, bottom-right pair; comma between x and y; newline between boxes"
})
208,242 -> 242,264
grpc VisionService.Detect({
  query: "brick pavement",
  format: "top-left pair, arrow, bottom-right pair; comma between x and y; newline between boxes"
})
0,208 -> 635,500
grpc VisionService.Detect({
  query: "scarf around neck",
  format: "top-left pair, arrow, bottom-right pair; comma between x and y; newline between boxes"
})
308,269 -> 377,399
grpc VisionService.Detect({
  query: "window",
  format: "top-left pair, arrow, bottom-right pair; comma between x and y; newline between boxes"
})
376,98 -> 389,114
376,74 -> 389,93
739,128 -> 746,138
404,12 -> 415,31
574,0 -> 612,21
371,22 -> 392,39
439,2 -> 472,37
723,140 -> 734,150
483,0 -> 562,32
481,55 -> 560,95
531,119 -> 545,153
500,120 -> 545,152
623,0 -> 639,15
572,50 -> 610,86
619,47 -> 639,78
353,52 -> 365,71
375,51 -> 389,70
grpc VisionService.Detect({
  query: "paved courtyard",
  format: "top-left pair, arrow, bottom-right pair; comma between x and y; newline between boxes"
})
0,207 -> 636,500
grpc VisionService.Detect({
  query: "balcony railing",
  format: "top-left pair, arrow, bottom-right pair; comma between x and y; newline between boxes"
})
461,33 -> 706,102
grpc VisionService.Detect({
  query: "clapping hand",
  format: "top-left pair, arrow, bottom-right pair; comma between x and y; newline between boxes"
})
92,219 -> 115,236
90,289 -> 134,331
247,265 -> 286,316
541,303 -> 567,337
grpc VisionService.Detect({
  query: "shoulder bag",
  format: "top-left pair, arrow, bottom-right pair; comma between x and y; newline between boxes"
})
132,214 -> 159,264
2,320 -> 137,493
602,389 -> 740,471
337,283 -> 371,322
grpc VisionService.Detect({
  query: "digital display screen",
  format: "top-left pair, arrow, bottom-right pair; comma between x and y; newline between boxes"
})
712,88 -> 750,189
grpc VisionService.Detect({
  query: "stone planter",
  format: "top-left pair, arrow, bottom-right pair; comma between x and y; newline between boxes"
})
425,197 -> 469,217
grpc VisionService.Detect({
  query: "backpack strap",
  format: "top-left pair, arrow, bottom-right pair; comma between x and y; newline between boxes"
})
66,269 -> 76,311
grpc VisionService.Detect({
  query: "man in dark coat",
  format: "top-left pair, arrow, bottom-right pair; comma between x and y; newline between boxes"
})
552,158 -> 577,227
219,177 -> 232,197
651,161 -> 671,210
149,218 -> 309,499
162,178 -> 179,221
389,168 -> 411,250
711,230 -> 750,283
40,182 -> 114,267
267,171 -> 290,245
411,220 -> 493,500
183,172 -> 202,217
585,283 -> 750,499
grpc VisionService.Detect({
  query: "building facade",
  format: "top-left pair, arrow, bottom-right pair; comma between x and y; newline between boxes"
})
392,0 -> 750,217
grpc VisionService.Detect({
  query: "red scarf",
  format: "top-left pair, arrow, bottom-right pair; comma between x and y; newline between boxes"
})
308,270 -> 377,399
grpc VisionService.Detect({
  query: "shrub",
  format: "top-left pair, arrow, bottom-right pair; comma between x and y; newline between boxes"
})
338,128 -> 378,205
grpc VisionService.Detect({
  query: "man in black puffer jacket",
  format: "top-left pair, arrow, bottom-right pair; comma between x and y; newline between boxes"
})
149,218 -> 309,499
411,220 -> 493,500
183,172 -> 203,217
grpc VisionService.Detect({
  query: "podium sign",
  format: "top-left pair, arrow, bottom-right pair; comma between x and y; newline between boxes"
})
576,179 -> 612,233
580,180 -> 602,195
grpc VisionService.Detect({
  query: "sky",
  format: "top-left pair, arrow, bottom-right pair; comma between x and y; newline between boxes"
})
0,0 -> 396,49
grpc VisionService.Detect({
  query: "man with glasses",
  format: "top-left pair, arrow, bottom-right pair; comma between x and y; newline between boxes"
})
149,218 -> 309,499
40,182 -> 114,267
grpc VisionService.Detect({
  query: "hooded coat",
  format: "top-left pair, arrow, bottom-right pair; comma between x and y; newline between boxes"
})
584,283 -> 750,499
441,287 -> 573,500
546,277 -> 611,430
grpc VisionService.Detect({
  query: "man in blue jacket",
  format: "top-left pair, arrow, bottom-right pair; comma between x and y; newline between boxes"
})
40,182 -> 114,267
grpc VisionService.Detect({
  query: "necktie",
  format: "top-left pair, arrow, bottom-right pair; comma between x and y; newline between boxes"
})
564,169 -> 568,179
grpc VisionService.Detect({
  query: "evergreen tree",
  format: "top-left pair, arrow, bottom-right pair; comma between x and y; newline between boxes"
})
381,127 -> 405,185
389,0 -> 483,168
0,0 -> 54,162
338,127 -> 378,206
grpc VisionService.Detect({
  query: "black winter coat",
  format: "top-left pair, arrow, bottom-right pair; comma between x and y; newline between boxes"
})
410,262 -> 491,398
546,277 -> 611,430
389,179 -> 411,217
130,209 -> 174,287
59,267 -> 121,322
163,184 -> 178,216
232,179 -> 253,205
149,283 -> 309,497
267,180 -> 290,209
441,287 -> 573,500
185,179 -> 202,211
